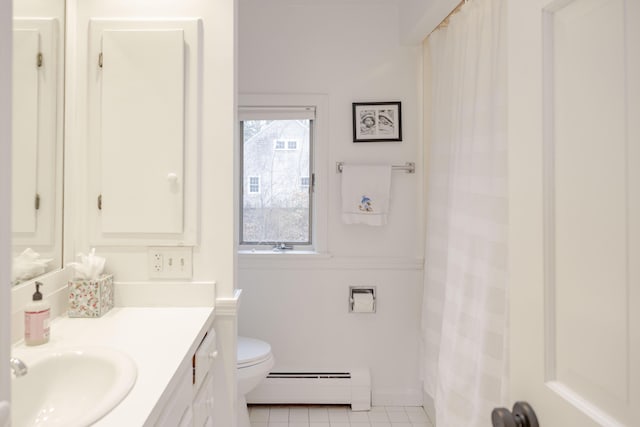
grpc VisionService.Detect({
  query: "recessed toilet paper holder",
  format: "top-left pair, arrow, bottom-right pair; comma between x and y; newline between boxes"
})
349,286 -> 376,313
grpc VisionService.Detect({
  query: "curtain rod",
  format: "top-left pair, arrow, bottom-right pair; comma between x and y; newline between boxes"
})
336,162 -> 415,174
429,0 -> 467,36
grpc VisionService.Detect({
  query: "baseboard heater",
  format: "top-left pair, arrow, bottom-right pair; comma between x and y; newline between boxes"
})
246,368 -> 371,411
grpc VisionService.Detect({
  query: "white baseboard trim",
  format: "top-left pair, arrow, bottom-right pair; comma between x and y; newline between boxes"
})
423,390 -> 436,425
371,388 -> 423,407
247,383 -> 422,409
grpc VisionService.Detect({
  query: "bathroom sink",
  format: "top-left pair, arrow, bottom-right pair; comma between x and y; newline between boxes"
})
11,347 -> 137,427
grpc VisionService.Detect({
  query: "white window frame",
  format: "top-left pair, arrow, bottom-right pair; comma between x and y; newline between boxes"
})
237,94 -> 328,255
240,111 -> 313,246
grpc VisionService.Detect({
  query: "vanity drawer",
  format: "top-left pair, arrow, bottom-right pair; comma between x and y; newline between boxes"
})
193,329 -> 217,392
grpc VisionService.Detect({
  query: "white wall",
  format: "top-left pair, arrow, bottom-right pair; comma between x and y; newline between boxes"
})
238,0 -> 424,405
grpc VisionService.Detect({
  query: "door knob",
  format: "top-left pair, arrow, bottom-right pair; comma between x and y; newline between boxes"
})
492,401 -> 539,427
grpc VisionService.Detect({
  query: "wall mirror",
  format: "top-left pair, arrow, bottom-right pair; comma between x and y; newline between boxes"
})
11,0 -> 65,285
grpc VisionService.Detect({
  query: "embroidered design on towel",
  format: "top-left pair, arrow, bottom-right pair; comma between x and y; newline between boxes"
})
358,195 -> 374,212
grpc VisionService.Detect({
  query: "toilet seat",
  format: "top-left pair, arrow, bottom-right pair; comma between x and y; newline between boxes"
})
238,336 -> 272,369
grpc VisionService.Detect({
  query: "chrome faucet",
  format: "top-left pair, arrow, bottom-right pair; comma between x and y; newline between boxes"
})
10,358 -> 27,377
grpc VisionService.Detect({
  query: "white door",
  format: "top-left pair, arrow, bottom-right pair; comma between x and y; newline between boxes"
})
507,0 -> 639,426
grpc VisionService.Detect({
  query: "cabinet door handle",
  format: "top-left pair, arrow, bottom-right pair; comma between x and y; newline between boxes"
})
208,350 -> 218,360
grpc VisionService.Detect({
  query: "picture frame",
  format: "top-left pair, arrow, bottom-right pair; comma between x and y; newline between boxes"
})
352,101 -> 402,142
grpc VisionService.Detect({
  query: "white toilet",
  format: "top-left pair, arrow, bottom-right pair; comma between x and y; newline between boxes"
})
237,336 -> 274,427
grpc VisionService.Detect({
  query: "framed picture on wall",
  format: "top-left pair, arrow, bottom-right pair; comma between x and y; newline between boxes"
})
352,101 -> 402,142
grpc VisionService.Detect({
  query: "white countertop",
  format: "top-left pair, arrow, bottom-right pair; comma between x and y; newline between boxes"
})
12,306 -> 215,426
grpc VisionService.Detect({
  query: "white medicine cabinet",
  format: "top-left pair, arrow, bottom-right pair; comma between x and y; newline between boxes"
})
87,19 -> 201,246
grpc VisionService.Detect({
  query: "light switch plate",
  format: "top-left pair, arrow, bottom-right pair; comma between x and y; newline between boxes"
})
148,246 -> 193,279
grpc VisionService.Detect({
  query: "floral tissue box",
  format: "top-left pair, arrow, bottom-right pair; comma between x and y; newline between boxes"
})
68,274 -> 114,318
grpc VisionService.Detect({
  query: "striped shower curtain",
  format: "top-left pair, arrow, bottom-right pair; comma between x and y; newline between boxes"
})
420,0 -> 509,425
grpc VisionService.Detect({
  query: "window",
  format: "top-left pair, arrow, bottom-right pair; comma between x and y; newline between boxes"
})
239,106 -> 315,247
248,176 -> 260,194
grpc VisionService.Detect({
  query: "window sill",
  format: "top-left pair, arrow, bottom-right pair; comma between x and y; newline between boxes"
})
237,249 -> 330,258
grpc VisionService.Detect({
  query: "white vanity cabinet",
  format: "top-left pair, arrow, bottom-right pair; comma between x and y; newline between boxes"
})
11,301 -> 220,427
155,328 -> 218,427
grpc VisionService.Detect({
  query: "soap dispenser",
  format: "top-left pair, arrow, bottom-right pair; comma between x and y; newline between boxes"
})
24,281 -> 50,346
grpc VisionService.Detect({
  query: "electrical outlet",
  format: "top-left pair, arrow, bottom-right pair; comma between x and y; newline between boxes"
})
148,247 -> 193,279
152,253 -> 163,273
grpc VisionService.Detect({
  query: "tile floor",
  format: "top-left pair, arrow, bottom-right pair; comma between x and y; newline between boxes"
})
248,405 -> 434,427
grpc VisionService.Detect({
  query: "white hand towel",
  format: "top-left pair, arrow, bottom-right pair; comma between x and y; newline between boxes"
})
341,164 -> 392,226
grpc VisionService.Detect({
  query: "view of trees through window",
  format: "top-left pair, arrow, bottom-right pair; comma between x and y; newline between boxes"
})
241,119 -> 311,245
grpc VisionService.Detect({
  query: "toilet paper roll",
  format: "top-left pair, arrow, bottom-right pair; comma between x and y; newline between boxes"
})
352,292 -> 375,313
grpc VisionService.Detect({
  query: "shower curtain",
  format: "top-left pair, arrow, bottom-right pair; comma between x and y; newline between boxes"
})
420,0 -> 508,426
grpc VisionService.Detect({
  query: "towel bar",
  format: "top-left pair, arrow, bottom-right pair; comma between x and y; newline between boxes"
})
336,162 -> 415,174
